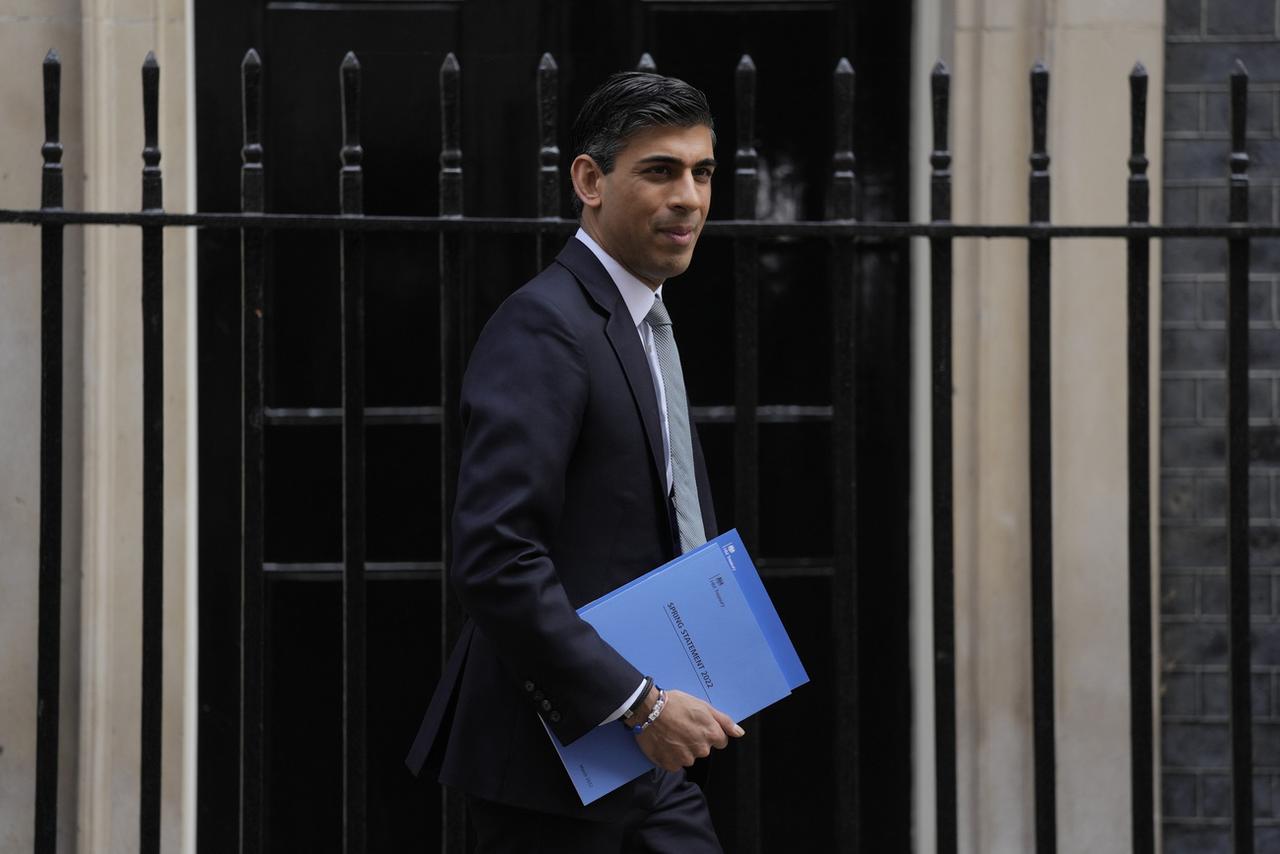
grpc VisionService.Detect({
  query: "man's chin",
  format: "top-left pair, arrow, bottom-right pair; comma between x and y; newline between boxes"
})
657,261 -> 693,281
659,248 -> 697,278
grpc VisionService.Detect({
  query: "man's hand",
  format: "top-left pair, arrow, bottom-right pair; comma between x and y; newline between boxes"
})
633,687 -> 745,772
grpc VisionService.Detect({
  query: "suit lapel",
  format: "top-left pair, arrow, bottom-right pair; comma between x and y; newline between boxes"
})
555,239 -> 668,494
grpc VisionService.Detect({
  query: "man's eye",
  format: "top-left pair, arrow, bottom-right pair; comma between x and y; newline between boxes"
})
647,166 -> 671,175
694,169 -> 713,180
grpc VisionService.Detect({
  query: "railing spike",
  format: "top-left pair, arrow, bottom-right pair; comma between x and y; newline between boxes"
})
439,51 -> 462,218
1128,63 -> 1149,183
339,51 -> 363,215
240,47 -> 264,213
1230,60 -> 1249,177
340,53 -> 362,162
735,53 -> 757,221
832,57 -> 855,221
930,60 -> 951,189
536,48 -> 560,260
636,52 -> 656,72
1029,62 -> 1050,186
141,52 -> 161,207
41,49 -> 62,206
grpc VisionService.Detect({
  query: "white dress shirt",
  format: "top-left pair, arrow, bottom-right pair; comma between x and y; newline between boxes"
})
574,227 -> 670,725
574,228 -> 673,492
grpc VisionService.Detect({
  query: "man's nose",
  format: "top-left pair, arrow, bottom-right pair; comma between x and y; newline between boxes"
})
668,171 -> 699,210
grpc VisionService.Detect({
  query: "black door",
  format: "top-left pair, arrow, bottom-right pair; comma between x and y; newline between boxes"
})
195,1 -> 911,850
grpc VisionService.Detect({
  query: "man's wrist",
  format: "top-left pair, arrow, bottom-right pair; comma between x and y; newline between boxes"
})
636,684 -> 661,720
620,675 -> 655,725
630,687 -> 667,734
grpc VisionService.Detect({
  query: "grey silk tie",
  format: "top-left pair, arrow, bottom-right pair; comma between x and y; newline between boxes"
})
646,296 -> 707,553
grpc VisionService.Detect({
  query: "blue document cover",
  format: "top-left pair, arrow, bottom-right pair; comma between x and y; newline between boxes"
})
546,530 -> 808,804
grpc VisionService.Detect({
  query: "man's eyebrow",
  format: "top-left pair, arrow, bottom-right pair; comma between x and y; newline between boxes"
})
634,154 -> 719,169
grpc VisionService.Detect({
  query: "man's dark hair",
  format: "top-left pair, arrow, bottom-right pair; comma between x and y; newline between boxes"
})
570,71 -> 716,214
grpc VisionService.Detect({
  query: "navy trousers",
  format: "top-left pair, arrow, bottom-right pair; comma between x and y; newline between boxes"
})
465,769 -> 722,853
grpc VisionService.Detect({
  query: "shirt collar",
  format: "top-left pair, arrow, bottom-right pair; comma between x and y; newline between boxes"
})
574,227 -> 663,328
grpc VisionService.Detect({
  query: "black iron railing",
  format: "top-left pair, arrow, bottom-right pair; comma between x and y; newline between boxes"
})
928,59 -> 958,854
1225,59 -> 1256,854
11,44 -> 1275,854
1126,59 -> 1156,854
32,46 -> 64,854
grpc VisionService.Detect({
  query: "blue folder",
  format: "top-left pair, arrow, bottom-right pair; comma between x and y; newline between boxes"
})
545,529 -> 809,804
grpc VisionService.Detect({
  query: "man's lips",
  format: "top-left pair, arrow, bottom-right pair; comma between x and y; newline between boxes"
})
658,225 -> 696,245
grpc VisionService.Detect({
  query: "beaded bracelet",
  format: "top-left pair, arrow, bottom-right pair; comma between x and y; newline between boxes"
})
631,687 -> 667,734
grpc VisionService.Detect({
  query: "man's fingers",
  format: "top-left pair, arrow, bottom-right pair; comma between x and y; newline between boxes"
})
711,706 -> 745,738
637,696 -> 743,773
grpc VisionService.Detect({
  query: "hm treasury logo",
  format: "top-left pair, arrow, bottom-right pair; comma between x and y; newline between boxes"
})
721,542 -> 738,571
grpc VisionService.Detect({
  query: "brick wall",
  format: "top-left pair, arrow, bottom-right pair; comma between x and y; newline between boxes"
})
1162,0 -> 1280,849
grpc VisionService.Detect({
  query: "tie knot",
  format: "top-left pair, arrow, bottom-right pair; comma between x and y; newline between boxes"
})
645,296 -> 672,328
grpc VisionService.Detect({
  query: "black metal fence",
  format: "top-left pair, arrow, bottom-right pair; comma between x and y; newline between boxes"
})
10,43 -> 1280,854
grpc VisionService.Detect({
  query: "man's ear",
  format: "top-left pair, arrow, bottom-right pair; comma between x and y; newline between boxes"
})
570,154 -> 605,211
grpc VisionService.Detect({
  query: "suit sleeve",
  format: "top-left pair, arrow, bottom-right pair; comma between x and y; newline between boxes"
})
450,290 -> 644,746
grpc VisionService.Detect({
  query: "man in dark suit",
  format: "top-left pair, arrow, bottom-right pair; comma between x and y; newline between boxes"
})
406,71 -> 741,852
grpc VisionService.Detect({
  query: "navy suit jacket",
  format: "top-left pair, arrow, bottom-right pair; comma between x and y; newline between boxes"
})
405,238 -> 718,819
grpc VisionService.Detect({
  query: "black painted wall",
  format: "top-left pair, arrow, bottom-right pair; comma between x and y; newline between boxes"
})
1162,0 -> 1280,848
193,1 -> 913,851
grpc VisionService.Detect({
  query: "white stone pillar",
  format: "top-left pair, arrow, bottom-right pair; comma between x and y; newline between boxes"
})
77,0 -> 197,852
0,5 -> 86,853
911,0 -> 1165,851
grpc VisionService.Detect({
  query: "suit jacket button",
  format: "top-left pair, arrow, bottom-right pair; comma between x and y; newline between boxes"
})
549,711 -> 562,723
540,699 -> 552,711
523,681 -> 535,692
533,690 -> 545,702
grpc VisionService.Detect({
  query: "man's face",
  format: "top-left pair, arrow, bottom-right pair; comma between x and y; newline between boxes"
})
581,124 -> 716,288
